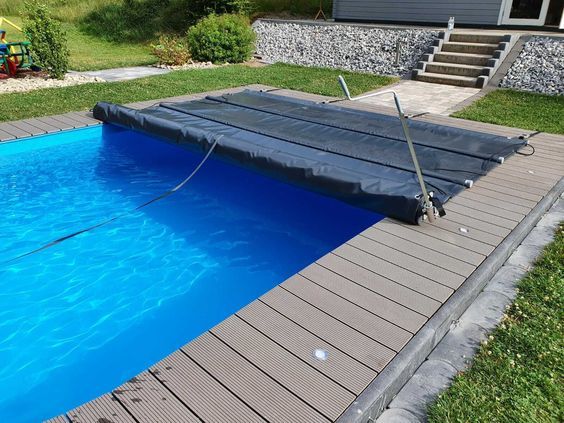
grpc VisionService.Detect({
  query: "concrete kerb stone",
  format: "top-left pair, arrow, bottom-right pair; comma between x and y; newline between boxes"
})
483,264 -> 527,299
427,320 -> 488,372
386,360 -> 457,421
377,408 -> 421,423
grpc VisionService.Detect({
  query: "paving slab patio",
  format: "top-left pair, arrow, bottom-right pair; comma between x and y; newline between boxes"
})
358,80 -> 481,115
70,66 -> 170,82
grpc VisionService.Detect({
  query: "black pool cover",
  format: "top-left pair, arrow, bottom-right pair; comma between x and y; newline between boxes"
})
93,90 -> 526,224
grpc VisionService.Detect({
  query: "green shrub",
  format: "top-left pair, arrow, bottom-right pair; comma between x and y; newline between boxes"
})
187,14 -> 255,64
22,1 -> 70,79
151,35 -> 190,65
162,0 -> 253,33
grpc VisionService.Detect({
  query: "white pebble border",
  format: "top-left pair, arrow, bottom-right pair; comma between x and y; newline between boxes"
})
500,37 -> 564,96
0,74 -> 104,95
154,61 -> 217,70
253,20 -> 438,76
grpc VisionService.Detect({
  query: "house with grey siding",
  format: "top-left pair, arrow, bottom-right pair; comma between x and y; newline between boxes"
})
333,0 -> 564,28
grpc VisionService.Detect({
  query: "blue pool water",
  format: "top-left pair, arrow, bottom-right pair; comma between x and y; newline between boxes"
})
0,125 -> 382,421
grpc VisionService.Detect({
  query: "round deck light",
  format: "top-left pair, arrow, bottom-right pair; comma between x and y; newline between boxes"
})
313,348 -> 329,361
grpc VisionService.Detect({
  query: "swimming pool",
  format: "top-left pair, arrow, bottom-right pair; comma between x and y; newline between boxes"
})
0,124 -> 382,422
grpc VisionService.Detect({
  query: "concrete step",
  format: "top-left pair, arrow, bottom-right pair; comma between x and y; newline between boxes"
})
434,52 -> 491,66
415,72 -> 478,88
442,42 -> 498,55
449,33 -> 505,44
425,62 -> 484,78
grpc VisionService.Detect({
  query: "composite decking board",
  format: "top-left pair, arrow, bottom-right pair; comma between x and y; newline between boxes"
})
35,116 -> 75,131
500,154 -> 564,173
347,235 -> 466,288
484,172 -> 555,192
58,115 -> 94,129
490,165 -> 559,185
63,112 -> 101,126
212,315 -> 356,421
66,393 -> 136,423
469,186 -> 538,209
376,220 -> 486,265
489,164 -> 560,184
398,217 -> 497,253
260,287 -> 397,372
446,202 -> 521,227
0,129 -> 16,141
300,262 -> 427,333
534,145 -> 564,157
282,275 -> 412,351
531,135 -> 564,149
112,371 -> 200,423
516,158 -> 564,174
44,416 -> 68,423
480,176 -> 548,196
449,196 -> 525,222
0,122 -> 31,138
532,148 -> 562,159
476,178 -> 549,201
20,118 -> 61,133
515,155 -> 564,171
150,350 -> 265,423
237,300 -> 377,395
45,114 -> 86,129
5,120 -> 45,136
454,190 -> 532,215
317,253 -> 442,317
334,244 -> 454,301
442,211 -> 510,239
183,332 -> 329,423
362,226 -> 476,276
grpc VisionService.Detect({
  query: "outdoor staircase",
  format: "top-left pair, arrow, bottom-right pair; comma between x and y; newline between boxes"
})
413,32 -> 518,88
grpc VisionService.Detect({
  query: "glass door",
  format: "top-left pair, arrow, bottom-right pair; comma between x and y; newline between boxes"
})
501,0 -> 551,25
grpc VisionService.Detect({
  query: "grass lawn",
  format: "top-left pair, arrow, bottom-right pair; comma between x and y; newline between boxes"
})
428,223 -> 564,423
453,89 -> 564,135
2,16 -> 156,71
0,63 -> 396,122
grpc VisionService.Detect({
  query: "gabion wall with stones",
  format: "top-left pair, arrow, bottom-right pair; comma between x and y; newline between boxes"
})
500,37 -> 564,96
253,21 -> 438,76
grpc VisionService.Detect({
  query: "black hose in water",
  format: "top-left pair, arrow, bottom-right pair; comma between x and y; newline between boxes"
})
2,135 -> 222,266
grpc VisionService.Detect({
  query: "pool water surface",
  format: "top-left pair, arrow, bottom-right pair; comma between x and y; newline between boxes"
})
0,125 -> 382,421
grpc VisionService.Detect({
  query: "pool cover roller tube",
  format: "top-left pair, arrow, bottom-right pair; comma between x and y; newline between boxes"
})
93,90 -> 526,224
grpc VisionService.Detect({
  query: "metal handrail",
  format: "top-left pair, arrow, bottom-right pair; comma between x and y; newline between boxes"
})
337,75 -> 436,223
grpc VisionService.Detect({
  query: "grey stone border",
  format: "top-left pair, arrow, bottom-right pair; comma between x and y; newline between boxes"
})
337,177 -> 564,423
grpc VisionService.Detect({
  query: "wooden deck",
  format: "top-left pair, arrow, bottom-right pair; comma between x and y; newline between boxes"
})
2,86 -> 562,423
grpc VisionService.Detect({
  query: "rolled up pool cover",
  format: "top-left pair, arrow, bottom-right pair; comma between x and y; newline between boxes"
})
93,90 -> 526,224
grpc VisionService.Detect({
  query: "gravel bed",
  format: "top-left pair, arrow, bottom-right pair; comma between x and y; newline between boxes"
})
0,74 -> 104,94
253,20 -> 438,76
500,37 -> 564,95
154,61 -> 216,70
